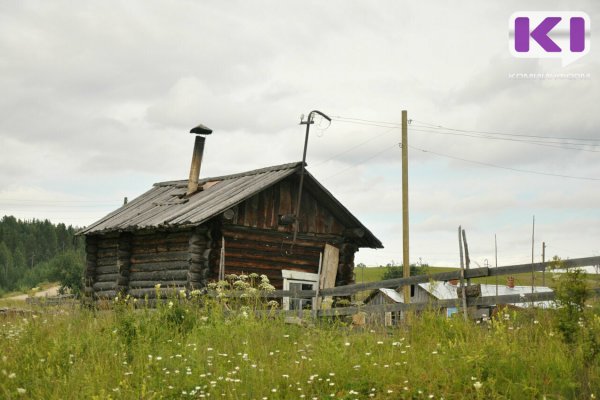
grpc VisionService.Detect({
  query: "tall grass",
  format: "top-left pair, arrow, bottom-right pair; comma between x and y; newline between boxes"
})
1,294 -> 599,399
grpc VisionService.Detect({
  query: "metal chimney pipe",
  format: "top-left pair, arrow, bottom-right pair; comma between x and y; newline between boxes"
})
187,135 -> 206,195
187,123 -> 212,196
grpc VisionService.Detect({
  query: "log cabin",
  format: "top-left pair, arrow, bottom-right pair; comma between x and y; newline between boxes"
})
79,125 -> 382,308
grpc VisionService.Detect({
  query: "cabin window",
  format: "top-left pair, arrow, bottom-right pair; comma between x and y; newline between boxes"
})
282,270 -> 319,311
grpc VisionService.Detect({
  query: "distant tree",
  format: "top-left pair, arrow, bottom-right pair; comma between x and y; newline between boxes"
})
0,242 -> 12,287
52,250 -> 85,297
0,216 -> 84,291
382,262 -> 429,280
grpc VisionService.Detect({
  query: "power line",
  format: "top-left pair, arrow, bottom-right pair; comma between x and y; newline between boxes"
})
313,126 -> 396,167
409,127 -> 600,153
411,119 -> 600,143
409,144 -> 600,181
330,118 -> 401,129
331,114 -> 600,143
331,115 -> 401,127
323,142 -> 399,181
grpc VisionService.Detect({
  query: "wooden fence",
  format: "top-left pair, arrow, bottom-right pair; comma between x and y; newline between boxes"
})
257,256 -> 600,318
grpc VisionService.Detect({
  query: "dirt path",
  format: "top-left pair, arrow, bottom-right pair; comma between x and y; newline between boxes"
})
6,286 -> 61,301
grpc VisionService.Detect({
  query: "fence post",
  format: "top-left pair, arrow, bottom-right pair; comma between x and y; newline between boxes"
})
458,226 -> 468,321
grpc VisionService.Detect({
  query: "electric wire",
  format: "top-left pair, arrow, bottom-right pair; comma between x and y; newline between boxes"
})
409,127 -> 600,153
409,144 -> 600,181
411,119 -> 600,142
332,114 -> 600,143
313,126 -> 396,167
323,142 -> 399,181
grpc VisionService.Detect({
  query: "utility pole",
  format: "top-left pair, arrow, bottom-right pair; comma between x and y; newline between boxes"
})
542,241 -> 546,286
402,110 -> 410,304
291,110 -> 331,252
531,216 -> 535,300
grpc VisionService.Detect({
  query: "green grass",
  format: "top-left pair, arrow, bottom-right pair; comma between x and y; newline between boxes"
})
1,296 -> 599,399
355,267 -> 600,290
354,266 -> 456,284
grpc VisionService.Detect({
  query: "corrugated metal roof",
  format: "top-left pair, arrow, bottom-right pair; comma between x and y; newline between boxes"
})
419,282 -> 553,300
374,282 -> 555,308
379,288 -> 404,302
79,161 -> 383,248
418,282 -> 555,308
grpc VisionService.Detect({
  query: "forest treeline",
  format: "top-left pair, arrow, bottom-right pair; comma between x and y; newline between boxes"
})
0,215 -> 84,295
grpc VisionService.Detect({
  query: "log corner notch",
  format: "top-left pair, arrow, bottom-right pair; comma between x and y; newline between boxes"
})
115,232 -> 132,297
187,225 -> 211,290
83,235 -> 98,303
337,242 -> 358,286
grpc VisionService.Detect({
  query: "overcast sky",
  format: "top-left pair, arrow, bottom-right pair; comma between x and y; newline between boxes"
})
1,1 -> 599,268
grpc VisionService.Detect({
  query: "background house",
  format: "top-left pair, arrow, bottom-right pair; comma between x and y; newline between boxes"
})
366,278 -> 554,324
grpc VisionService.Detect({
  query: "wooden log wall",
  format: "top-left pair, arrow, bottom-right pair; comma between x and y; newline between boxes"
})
337,242 -> 357,286
91,233 -> 119,299
220,226 -> 345,289
234,178 -> 345,235
87,229 -> 198,299
83,235 -> 98,301
116,233 -> 132,295
128,230 -> 192,294
187,226 -> 210,290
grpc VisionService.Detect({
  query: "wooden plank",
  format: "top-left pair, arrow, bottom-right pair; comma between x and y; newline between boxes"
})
224,238 -> 323,256
222,226 -> 343,248
278,180 -> 292,216
266,185 -> 275,228
223,258 -> 318,273
306,192 -> 317,233
488,256 -> 600,275
225,249 -> 319,266
317,267 -> 490,297
319,244 -> 339,309
272,183 -> 280,230
257,189 -> 266,229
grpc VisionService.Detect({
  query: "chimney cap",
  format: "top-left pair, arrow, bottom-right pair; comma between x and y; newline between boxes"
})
190,123 -> 212,135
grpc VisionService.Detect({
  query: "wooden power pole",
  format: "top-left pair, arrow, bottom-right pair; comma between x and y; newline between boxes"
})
402,110 -> 410,303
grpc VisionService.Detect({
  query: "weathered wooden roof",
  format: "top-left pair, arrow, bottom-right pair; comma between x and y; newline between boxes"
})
79,161 -> 382,248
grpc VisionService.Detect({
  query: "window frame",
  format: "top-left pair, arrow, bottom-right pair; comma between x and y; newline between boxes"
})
282,270 -> 319,311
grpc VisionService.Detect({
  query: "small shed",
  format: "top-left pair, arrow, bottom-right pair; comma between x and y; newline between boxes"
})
80,126 -> 382,307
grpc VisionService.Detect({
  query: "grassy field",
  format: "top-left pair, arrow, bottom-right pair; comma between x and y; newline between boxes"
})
355,266 -> 600,290
1,295 -> 600,399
